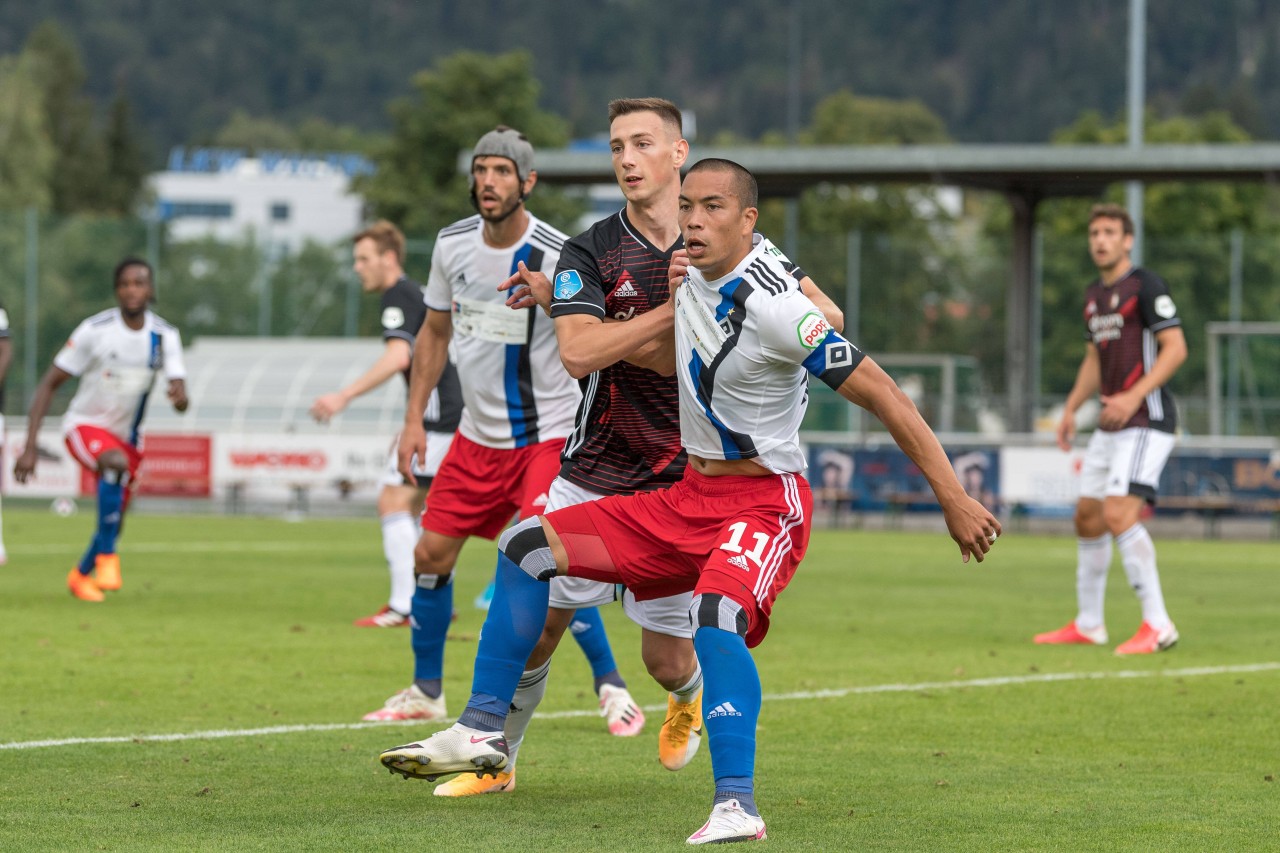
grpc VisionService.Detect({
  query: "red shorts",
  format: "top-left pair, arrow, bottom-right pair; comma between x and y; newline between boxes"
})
65,425 -> 143,480
548,469 -> 812,647
422,434 -> 565,540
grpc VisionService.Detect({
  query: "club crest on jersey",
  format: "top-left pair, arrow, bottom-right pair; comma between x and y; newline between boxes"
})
1154,294 -> 1177,318
555,270 -> 584,300
796,312 -> 831,350
381,306 -> 405,329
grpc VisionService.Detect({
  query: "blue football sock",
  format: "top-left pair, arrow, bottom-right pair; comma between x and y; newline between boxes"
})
695,626 -> 761,810
570,606 -> 623,686
79,473 -> 125,574
458,552 -> 549,731
410,574 -> 453,695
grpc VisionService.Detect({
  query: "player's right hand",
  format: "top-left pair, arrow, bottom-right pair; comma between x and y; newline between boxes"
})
1055,410 -> 1076,452
13,447 -> 37,484
397,422 -> 427,484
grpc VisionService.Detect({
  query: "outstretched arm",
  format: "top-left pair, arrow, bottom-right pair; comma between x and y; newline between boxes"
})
311,338 -> 411,423
13,365 -> 74,483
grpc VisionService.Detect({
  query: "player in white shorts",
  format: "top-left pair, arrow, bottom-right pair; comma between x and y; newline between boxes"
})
1036,203 -> 1187,655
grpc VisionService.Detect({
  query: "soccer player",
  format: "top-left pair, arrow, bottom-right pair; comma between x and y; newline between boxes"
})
379,159 -> 999,844
363,127 -> 640,731
440,97 -> 849,799
310,220 -> 463,627
13,258 -> 188,601
1034,203 -> 1187,655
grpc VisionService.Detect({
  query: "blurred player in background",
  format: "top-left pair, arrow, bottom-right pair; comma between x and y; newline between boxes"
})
13,258 -> 188,601
363,127 -> 639,730
0,300 -> 11,564
379,159 -> 998,844
311,220 -> 463,627
1035,203 -> 1187,655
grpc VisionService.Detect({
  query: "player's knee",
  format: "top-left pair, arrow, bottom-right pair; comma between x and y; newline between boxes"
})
689,593 -> 749,639
498,516 -> 557,582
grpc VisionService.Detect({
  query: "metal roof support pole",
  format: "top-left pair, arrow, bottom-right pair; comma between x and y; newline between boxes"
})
1006,190 -> 1040,433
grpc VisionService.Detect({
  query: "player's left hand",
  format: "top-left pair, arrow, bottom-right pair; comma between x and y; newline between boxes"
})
168,379 -> 189,413
668,248 -> 690,292
1098,391 -> 1140,430
499,261 -> 552,314
943,495 -> 1002,563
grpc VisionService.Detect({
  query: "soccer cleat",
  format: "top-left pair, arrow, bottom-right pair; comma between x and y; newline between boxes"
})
1114,621 -> 1179,655
67,568 -> 105,602
433,768 -> 515,797
686,799 -> 767,845
353,605 -> 409,627
599,683 -> 645,737
659,691 -> 704,771
362,684 -> 447,722
379,724 -> 508,782
474,580 -> 495,611
1033,621 -> 1108,645
94,554 -> 122,591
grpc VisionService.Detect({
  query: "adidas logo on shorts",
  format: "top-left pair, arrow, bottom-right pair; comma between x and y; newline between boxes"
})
706,702 -> 743,719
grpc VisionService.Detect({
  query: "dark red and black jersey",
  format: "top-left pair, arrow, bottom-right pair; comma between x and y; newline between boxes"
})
549,209 -> 685,495
381,276 -> 462,433
1081,267 -> 1181,433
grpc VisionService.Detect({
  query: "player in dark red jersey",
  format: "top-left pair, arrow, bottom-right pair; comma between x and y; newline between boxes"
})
1035,203 -> 1187,655
311,220 -> 463,628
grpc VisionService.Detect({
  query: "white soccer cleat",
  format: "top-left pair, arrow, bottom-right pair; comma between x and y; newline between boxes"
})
686,799 -> 767,845
379,724 -> 509,782
599,683 -> 645,737
361,684 -> 446,722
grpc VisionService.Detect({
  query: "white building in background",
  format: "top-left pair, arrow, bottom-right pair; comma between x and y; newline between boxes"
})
149,147 -> 370,248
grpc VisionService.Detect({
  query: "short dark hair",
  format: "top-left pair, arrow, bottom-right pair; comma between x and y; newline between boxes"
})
608,98 -> 683,137
113,256 -> 152,287
353,220 -> 406,264
686,158 -> 758,209
1088,203 -> 1134,235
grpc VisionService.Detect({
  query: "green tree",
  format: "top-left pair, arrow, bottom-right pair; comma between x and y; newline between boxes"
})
101,91 -> 149,214
358,50 -> 580,239
0,52 -> 56,211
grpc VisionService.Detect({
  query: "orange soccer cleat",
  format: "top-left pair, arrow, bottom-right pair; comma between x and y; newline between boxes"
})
1033,621 -> 1108,645
1114,621 -> 1179,655
67,568 -> 105,602
94,554 -> 122,591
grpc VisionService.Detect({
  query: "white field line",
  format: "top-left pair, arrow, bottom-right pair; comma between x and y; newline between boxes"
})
13,540 -> 374,556
3,661 -> 1277,752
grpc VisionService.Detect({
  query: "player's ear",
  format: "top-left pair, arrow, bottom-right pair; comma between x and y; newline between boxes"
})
521,170 -> 538,200
672,138 -> 690,169
742,205 -> 758,233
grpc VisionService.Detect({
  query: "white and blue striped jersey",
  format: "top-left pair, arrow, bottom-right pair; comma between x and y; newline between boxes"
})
675,241 -> 863,475
53,308 -> 187,445
424,213 -> 580,449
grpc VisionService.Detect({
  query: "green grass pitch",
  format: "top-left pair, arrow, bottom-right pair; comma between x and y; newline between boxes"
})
0,508 -> 1276,851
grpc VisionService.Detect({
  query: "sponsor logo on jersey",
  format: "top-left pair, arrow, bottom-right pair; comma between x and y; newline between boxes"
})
554,270 -> 584,300
1088,312 -> 1124,343
381,306 -> 405,329
706,702 -> 743,719
727,554 -> 750,570
1154,294 -> 1177,319
796,312 -> 831,350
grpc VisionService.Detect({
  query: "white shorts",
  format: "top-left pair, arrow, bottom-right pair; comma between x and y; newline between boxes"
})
378,431 -> 456,489
545,476 -> 693,639
1079,427 -> 1176,504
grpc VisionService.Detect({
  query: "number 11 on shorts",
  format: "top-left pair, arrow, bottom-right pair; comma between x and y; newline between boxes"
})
720,521 -> 768,567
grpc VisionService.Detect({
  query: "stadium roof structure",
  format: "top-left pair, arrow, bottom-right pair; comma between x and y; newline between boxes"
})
515,143 -> 1280,431
146,337 -> 403,436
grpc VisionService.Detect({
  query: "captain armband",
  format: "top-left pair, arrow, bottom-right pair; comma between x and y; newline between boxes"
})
801,330 -> 864,390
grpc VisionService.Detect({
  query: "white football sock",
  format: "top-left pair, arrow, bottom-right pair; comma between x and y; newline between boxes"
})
671,662 -> 703,703
504,659 -> 551,769
1116,523 -> 1172,628
1074,533 -> 1113,630
380,511 -> 418,615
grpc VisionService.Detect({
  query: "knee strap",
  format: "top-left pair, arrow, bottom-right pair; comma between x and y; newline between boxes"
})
690,593 -> 748,638
499,516 -> 557,582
